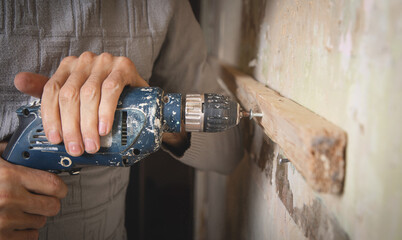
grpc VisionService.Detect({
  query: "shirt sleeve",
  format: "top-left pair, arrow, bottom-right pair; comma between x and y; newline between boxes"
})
149,0 -> 243,174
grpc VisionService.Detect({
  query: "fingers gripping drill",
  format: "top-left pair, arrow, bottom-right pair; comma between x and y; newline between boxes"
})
2,87 -> 261,172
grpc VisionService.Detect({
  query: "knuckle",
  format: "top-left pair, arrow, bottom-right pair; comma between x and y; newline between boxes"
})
43,81 -> 61,95
80,83 -> 98,101
79,51 -> 95,63
102,75 -> 123,92
98,52 -> 113,63
44,174 -> 63,195
117,56 -> 134,69
47,173 -> 62,192
59,85 -> 79,103
60,56 -> 77,67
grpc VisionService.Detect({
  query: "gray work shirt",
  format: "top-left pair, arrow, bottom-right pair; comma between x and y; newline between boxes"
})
0,0 -> 243,239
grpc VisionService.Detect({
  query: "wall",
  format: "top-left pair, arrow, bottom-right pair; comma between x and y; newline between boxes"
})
195,0 -> 402,239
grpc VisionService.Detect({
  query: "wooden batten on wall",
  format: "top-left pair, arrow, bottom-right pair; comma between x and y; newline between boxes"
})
219,64 -> 347,194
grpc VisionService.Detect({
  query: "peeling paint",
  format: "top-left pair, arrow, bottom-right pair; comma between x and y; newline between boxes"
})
256,137 -> 276,184
275,160 -> 349,240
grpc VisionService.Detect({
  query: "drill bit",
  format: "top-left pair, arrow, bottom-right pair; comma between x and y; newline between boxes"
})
240,109 -> 263,120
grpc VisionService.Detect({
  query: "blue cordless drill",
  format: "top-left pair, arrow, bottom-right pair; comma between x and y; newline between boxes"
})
2,87 -> 254,172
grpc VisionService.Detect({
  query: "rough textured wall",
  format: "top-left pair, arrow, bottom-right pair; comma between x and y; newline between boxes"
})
196,0 -> 402,239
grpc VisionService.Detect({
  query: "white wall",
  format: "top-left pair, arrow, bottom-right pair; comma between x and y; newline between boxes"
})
195,0 -> 402,239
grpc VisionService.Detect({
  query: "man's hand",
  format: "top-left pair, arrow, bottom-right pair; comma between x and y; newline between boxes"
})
0,142 -> 68,240
14,52 -> 149,156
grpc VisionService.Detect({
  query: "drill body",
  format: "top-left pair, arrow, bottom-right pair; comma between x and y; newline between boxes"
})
2,87 -> 242,172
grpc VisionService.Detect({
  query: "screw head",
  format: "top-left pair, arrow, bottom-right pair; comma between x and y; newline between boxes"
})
279,157 -> 290,165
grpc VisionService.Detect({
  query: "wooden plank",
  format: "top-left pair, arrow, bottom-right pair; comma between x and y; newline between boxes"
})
219,64 -> 347,194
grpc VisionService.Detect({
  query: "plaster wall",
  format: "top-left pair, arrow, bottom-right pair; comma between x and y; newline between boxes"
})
195,0 -> 402,239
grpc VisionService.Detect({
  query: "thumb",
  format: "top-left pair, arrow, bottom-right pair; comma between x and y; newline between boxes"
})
14,72 -> 49,98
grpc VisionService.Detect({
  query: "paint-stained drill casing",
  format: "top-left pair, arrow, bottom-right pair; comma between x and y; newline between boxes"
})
1,87 -> 181,171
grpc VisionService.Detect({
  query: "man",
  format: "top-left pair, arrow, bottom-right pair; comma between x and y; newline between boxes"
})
0,0 -> 243,239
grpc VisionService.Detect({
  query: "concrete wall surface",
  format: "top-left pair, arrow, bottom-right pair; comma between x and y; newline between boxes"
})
194,0 -> 402,239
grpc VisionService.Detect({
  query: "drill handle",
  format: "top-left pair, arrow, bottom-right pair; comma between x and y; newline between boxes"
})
2,104 -> 39,163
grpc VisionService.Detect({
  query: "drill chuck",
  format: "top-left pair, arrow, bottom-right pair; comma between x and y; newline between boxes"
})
184,93 -> 240,132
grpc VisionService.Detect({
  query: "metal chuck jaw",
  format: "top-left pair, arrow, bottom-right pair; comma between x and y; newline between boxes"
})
184,93 -> 241,132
